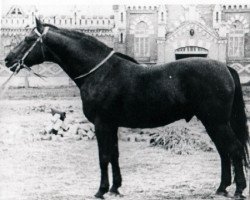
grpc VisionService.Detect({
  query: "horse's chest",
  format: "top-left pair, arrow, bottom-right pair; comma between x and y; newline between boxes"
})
80,90 -> 117,123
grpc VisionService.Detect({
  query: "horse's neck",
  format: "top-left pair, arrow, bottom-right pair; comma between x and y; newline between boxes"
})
45,32 -> 110,86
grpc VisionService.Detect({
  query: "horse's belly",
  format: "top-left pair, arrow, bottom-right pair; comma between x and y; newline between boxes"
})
119,117 -> 181,129
118,106 -> 190,128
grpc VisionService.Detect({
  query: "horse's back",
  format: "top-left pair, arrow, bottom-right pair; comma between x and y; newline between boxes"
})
118,57 -> 235,127
129,57 -> 234,103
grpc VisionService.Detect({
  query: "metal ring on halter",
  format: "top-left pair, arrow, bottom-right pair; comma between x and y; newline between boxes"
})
19,59 -> 24,66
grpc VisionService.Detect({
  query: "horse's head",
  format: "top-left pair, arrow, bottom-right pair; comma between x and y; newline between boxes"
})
5,18 -> 50,72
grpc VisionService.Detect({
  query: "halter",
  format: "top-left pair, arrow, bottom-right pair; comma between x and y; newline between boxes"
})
2,27 -> 49,88
74,50 -> 115,80
8,27 -> 49,80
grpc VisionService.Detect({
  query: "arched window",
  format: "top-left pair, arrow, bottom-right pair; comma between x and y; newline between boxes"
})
120,33 -> 124,43
11,8 -> 16,14
134,21 -> 150,57
228,20 -> 244,58
216,12 -> 219,22
161,12 -> 164,21
121,12 -> 123,22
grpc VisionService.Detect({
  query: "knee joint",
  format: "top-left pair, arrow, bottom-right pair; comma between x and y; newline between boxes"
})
100,154 -> 111,164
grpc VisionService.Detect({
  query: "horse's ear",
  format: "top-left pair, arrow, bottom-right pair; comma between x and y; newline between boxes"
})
35,17 -> 44,33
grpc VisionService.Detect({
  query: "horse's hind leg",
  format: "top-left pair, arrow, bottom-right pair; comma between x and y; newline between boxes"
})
205,123 -> 246,198
232,148 -> 247,199
94,122 -> 118,199
206,128 -> 232,196
216,152 -> 232,196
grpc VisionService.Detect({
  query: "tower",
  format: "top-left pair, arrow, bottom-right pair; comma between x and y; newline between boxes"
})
113,5 -> 126,54
213,4 -> 222,30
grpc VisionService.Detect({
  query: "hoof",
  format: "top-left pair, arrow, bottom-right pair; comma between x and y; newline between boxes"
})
216,189 -> 231,197
94,191 -> 105,199
234,194 -> 246,200
109,187 -> 123,197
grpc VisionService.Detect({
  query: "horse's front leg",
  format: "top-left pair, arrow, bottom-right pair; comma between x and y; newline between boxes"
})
109,132 -> 122,196
94,122 -> 118,199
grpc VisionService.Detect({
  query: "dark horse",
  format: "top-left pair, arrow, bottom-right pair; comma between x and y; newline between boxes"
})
5,18 -> 249,199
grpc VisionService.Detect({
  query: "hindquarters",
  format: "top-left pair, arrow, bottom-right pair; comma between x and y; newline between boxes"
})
181,59 -> 248,197
180,59 -> 235,125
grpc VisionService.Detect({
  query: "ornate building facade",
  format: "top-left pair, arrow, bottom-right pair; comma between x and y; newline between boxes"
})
1,4 -> 250,86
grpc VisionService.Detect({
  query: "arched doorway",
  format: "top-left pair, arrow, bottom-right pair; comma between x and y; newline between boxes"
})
175,46 -> 208,60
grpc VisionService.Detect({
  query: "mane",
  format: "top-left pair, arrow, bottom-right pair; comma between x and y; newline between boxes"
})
43,23 -> 59,29
44,24 -> 111,52
44,23 -> 139,64
114,52 -> 139,64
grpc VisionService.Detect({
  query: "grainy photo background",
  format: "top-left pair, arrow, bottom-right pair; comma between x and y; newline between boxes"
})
0,0 -> 250,199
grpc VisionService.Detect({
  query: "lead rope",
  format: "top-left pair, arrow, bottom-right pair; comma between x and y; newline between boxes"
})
74,50 -> 115,80
0,63 -> 21,98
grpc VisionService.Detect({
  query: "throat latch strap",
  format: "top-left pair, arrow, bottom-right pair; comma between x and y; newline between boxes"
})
74,50 -> 115,80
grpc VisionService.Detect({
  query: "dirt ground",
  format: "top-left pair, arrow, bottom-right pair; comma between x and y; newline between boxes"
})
0,87 -> 249,200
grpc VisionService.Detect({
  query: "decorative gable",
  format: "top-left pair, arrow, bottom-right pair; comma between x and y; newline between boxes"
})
6,6 -> 25,17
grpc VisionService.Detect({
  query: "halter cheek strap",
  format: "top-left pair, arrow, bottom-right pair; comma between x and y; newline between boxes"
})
20,27 -> 50,62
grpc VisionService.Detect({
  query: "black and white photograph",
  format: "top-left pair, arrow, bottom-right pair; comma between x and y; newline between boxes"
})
0,0 -> 250,199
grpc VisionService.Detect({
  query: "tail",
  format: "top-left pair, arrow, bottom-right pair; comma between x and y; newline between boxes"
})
228,66 -> 249,167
